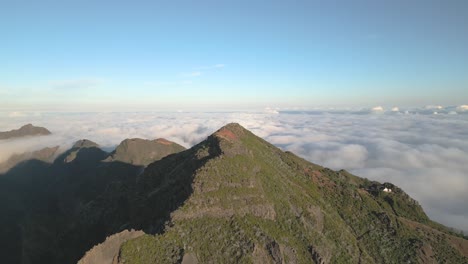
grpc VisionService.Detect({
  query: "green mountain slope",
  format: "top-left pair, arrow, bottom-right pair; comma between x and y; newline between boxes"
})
115,123 -> 468,264
105,138 -> 186,166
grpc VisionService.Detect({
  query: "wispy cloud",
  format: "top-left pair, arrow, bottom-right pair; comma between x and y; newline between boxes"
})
180,71 -> 202,78
176,63 -> 225,79
50,79 -> 103,89
144,80 -> 193,87
195,64 -> 225,70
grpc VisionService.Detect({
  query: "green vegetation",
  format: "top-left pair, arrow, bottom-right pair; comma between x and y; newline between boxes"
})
117,123 -> 468,263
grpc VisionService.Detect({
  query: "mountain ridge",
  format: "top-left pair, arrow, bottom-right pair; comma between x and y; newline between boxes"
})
105,137 -> 186,166
0,136 -> 186,264
0,123 -> 466,263
0,124 -> 51,140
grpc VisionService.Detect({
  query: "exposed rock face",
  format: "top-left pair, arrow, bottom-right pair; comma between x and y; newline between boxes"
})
105,138 -> 185,166
78,230 -> 144,264
0,146 -> 59,173
0,124 -> 51,140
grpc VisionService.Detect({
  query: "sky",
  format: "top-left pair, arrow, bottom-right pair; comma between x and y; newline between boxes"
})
1,0 -> 468,110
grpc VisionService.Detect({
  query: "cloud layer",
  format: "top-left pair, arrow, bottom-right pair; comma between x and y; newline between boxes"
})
0,109 -> 467,233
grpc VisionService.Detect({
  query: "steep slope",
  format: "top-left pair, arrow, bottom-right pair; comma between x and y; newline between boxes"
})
78,230 -> 144,264
59,139 -> 107,164
105,138 -> 186,166
0,124 -> 51,140
0,137 -> 185,264
114,123 -> 468,264
0,146 -> 59,173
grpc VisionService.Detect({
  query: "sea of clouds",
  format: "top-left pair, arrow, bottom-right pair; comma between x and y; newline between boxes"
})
1,106 -> 467,233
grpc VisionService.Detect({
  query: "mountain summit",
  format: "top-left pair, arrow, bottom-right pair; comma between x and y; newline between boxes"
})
105,138 -> 185,166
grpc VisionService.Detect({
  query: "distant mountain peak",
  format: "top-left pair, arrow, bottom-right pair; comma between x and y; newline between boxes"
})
105,137 -> 185,166
0,124 -> 51,140
21,123 -> 34,129
61,139 -> 105,164
72,139 -> 99,149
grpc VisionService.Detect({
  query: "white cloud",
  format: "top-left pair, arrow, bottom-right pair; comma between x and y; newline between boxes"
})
371,106 -> 384,112
1,110 -> 468,233
264,107 -> 279,114
391,107 -> 399,112
180,71 -> 202,78
457,105 -> 468,111
425,105 -> 443,110
8,111 -> 27,117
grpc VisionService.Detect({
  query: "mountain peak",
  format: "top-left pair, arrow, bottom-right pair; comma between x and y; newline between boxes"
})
72,139 -> 99,149
155,138 -> 174,145
0,123 -> 51,140
105,137 -> 185,166
60,139 -> 106,164
212,123 -> 247,142
21,123 -> 34,129
114,123 -> 468,263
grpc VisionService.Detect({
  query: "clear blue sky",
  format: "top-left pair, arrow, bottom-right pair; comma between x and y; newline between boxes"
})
1,0 -> 467,111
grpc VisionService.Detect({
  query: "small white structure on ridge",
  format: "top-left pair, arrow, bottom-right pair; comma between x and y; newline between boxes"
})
383,187 -> 392,193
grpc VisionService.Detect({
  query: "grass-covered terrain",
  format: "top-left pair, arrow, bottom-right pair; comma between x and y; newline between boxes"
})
115,123 -> 468,263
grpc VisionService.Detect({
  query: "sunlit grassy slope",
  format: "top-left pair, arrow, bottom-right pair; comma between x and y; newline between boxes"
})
117,123 -> 468,263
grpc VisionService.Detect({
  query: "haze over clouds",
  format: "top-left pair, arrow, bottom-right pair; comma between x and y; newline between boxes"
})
1,108 -> 467,233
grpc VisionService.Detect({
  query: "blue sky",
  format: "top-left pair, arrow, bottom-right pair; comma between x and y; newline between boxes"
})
1,0 -> 468,111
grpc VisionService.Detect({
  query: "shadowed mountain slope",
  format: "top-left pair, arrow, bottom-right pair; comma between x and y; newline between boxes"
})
0,146 -> 59,173
0,124 -> 51,140
0,137 -> 186,264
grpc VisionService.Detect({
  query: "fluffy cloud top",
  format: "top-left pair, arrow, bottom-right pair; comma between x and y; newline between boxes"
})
371,106 -> 384,112
1,110 -> 468,233
457,105 -> 468,111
